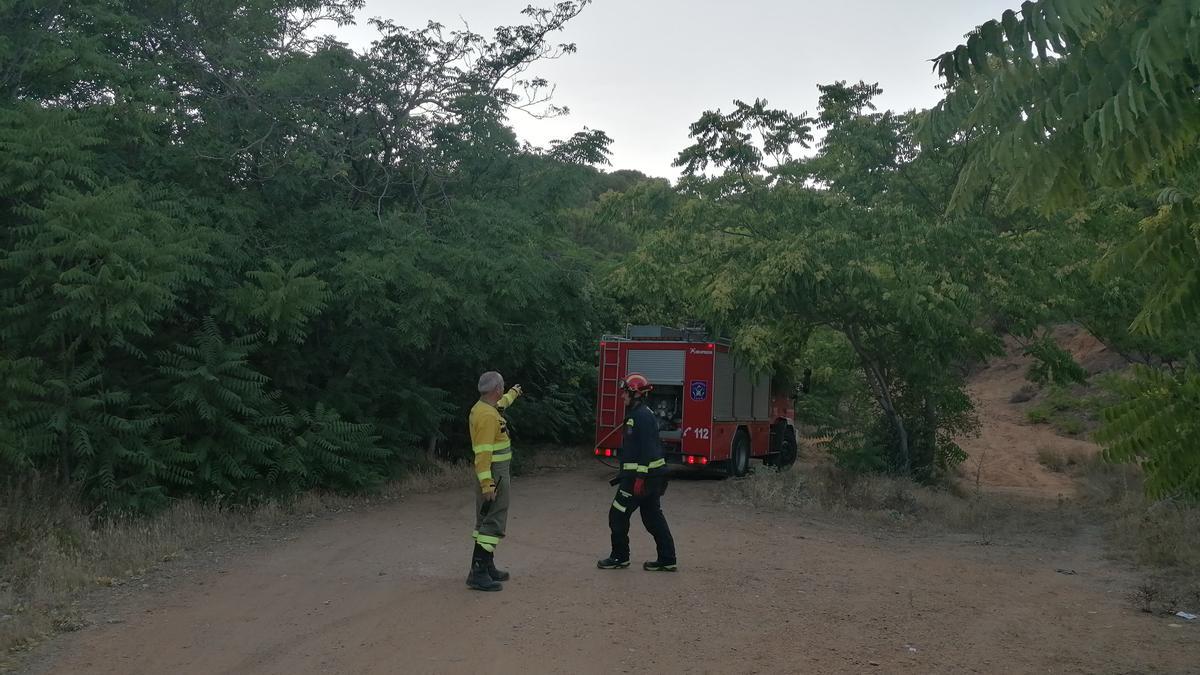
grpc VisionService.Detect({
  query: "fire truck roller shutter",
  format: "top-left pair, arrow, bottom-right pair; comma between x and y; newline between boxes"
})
734,367 -> 753,419
626,350 -> 685,386
753,374 -> 771,420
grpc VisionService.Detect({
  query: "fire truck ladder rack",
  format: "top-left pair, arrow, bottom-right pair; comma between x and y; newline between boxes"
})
600,329 -> 733,347
593,340 -> 624,468
598,341 -> 622,431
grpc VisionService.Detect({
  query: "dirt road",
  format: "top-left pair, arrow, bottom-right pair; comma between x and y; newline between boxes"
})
28,464 -> 1197,674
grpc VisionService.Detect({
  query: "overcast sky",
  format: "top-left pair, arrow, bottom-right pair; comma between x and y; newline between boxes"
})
333,0 -> 1016,179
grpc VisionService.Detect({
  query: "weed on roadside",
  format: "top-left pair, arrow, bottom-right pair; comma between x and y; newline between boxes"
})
0,460 -> 478,663
722,463 -> 1080,542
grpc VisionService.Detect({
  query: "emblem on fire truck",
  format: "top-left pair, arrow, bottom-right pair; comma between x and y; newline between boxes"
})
690,380 -> 708,401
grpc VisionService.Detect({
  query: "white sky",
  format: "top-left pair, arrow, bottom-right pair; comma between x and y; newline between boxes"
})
334,0 -> 1016,179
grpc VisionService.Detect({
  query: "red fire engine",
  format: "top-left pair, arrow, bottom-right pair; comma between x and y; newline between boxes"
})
593,326 -> 798,476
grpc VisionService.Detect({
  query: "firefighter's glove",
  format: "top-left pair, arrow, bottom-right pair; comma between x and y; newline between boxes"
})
633,477 -> 646,498
482,488 -> 497,502
510,384 -> 523,397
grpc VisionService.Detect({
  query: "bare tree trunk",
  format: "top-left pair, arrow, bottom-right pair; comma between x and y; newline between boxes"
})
845,326 -> 910,474
60,431 -> 72,486
425,435 -> 438,463
922,395 -> 938,475
59,335 -> 72,486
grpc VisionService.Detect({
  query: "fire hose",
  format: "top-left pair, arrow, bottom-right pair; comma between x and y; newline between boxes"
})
593,423 -> 625,471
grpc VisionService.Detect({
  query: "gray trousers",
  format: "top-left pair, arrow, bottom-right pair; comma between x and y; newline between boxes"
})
473,460 -> 510,552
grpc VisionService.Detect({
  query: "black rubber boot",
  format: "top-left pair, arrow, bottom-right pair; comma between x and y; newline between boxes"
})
643,560 -> 678,572
597,556 -> 631,570
467,545 -> 502,591
487,555 -> 510,582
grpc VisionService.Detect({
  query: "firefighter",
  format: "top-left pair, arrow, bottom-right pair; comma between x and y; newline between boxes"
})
467,371 -> 522,592
597,373 -> 677,572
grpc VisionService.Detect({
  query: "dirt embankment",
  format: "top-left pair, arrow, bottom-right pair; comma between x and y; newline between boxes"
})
958,325 -> 1124,498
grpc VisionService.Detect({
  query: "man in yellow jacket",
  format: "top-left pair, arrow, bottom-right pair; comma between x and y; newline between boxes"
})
467,371 -> 522,592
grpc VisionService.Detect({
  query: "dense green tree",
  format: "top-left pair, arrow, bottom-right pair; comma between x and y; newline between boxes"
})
609,84 -> 1030,480
927,0 -> 1200,498
0,0 -> 636,511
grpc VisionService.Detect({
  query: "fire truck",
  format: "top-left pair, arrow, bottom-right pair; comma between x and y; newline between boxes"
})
592,326 -> 798,476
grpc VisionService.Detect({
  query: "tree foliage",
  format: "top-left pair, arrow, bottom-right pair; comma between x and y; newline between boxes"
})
608,84 -> 1034,481
0,0 -> 635,511
7,0 -> 1198,507
928,0 -> 1200,498
927,0 -> 1200,208
1096,364 -> 1200,500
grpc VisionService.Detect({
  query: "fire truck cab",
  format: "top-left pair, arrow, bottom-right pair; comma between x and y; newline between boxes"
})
593,326 -> 798,476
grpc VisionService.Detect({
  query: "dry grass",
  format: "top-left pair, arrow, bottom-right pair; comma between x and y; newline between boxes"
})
510,444 -> 590,476
1009,383 -> 1039,404
724,463 -> 1080,543
0,460 -> 477,663
0,445 -> 587,662
725,455 -> 1200,616
377,461 -> 477,499
1075,458 -> 1200,615
728,463 -> 809,511
1035,446 -> 1088,473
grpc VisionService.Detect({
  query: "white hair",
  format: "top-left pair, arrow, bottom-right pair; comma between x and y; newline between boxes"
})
477,371 -> 504,395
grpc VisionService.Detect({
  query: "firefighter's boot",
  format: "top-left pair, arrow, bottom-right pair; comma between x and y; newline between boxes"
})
487,556 -> 510,582
597,556 -> 631,570
643,560 -> 678,572
467,545 -> 502,592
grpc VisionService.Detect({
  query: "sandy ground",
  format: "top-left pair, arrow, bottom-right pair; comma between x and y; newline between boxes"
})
25,463 -> 1199,675
958,351 -> 1092,498
957,326 -> 1122,499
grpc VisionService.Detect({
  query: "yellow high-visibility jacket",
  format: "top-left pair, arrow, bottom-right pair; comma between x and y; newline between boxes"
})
470,388 -> 520,492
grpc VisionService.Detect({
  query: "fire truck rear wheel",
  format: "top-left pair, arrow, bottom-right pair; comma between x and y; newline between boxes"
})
776,425 -> 798,468
728,431 -> 751,478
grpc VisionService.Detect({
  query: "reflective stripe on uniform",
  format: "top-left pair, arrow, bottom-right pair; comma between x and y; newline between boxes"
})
476,533 -> 501,545
491,451 -> 512,462
621,463 -> 638,471
636,458 -> 667,473
473,440 -> 512,454
477,470 -> 493,481
612,500 -> 627,513
618,490 -> 632,497
479,542 -> 495,552
626,419 -> 634,427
